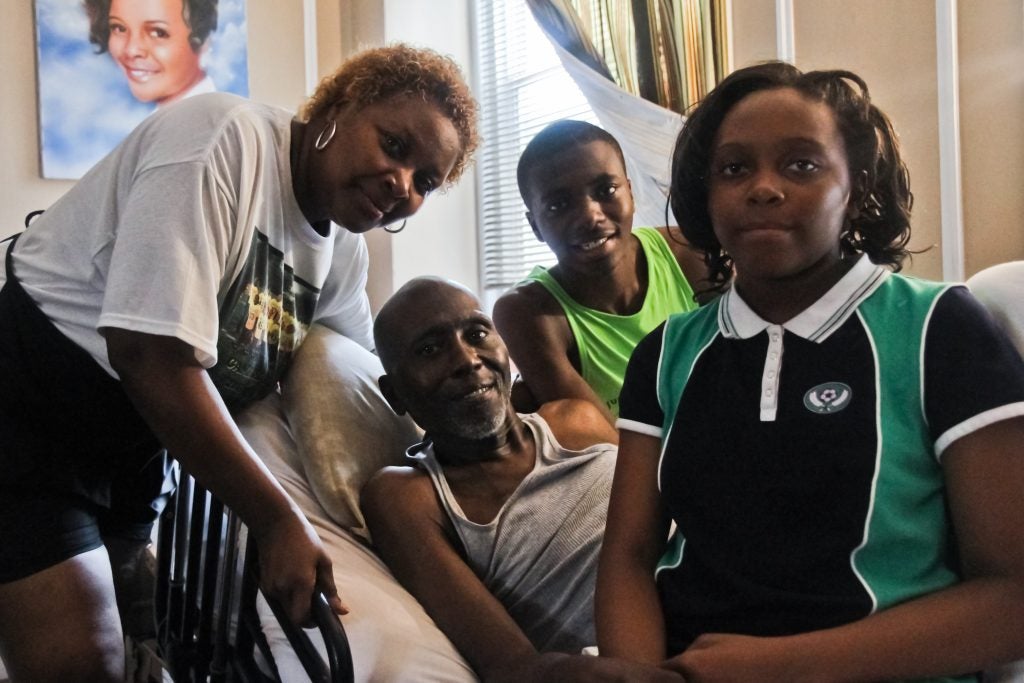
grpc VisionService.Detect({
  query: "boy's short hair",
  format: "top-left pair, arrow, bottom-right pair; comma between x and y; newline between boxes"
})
517,120 -> 626,203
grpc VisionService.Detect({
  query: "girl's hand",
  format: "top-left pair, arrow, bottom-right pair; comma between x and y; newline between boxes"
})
524,653 -> 686,683
664,633 -> 796,683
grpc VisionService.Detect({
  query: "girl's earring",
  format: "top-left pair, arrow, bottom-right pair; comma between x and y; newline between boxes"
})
839,217 -> 856,259
384,220 -> 407,234
314,120 -> 337,151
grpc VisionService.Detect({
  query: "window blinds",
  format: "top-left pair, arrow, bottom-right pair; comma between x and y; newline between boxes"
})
474,0 -> 597,296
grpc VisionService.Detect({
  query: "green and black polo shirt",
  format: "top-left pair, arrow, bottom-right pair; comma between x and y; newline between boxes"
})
618,256 -> 1024,678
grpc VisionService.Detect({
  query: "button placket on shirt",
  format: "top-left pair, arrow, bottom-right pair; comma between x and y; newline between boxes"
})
760,325 -> 784,421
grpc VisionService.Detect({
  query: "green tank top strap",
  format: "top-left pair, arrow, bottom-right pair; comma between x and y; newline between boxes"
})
522,228 -> 698,416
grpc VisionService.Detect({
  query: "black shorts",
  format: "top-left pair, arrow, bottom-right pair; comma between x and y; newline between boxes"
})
0,236 -> 174,583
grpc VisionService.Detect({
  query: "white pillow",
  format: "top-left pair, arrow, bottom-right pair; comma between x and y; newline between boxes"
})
967,261 -> 1024,357
280,324 -> 421,537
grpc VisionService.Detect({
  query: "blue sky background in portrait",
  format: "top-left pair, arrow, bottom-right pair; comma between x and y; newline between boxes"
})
34,0 -> 249,179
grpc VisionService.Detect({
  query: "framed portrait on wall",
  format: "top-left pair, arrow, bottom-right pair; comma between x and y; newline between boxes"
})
33,0 -> 249,179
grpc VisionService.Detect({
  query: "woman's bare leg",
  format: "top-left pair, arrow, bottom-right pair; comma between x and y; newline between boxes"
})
0,546 -> 124,682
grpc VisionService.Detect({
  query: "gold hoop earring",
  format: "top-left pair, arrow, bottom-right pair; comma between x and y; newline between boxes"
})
384,220 -> 407,234
314,120 -> 337,151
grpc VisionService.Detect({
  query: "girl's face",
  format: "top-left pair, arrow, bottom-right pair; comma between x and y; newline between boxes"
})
707,87 -> 854,292
298,94 -> 462,233
107,0 -> 205,106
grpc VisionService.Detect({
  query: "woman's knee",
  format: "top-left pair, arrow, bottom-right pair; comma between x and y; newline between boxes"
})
0,548 -> 125,682
4,636 -> 125,683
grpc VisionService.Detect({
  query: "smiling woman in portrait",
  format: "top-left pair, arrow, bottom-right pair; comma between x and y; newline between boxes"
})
83,0 -> 218,107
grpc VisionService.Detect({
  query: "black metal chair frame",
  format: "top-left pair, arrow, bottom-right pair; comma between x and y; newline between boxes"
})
154,469 -> 354,682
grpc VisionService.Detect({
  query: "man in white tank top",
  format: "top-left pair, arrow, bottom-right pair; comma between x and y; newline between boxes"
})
361,276 -> 683,682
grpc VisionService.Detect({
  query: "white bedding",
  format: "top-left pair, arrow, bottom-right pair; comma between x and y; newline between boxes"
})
238,392 -> 476,682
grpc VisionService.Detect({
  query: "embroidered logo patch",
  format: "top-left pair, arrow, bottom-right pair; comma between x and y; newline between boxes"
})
803,382 -> 852,414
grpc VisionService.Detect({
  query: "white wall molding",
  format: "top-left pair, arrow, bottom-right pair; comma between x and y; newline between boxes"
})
775,0 -> 795,63
935,0 -> 965,280
724,0 -> 735,73
303,0 -> 318,95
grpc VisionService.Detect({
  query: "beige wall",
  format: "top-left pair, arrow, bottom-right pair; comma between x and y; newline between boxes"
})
795,0 -> 943,278
958,0 -> 1024,275
730,0 -> 1024,279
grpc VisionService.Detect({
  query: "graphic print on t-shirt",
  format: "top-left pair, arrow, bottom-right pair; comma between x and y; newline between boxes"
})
209,230 -> 320,409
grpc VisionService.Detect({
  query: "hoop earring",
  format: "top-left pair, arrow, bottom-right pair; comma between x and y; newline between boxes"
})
314,120 -> 337,151
384,220 -> 407,234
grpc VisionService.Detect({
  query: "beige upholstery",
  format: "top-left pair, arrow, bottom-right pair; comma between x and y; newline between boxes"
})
280,324 -> 421,537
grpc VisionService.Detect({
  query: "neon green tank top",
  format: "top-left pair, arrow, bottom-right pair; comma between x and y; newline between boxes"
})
524,227 -> 697,416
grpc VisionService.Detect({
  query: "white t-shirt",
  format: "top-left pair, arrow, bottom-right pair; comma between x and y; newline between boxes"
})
5,93 -> 372,406
176,74 -> 217,101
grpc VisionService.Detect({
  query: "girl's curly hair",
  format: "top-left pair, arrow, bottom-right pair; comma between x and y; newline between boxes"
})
83,0 -> 218,53
302,44 -> 479,186
670,61 -> 913,291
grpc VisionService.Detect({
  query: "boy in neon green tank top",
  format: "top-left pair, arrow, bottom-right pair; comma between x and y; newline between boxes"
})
494,120 -> 708,424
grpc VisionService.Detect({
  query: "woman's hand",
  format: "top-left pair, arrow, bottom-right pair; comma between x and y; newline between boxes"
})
253,509 -> 347,626
510,653 -> 685,683
105,328 -> 346,625
664,633 -> 794,683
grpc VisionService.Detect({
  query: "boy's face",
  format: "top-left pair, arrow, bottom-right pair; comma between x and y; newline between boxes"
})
524,140 -> 635,273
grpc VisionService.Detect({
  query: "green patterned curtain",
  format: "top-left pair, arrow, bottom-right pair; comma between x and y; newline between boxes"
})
525,0 -> 730,114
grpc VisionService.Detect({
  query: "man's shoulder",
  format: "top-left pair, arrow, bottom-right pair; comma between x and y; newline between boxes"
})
362,464 -> 436,518
365,463 -> 431,488
535,399 -> 618,449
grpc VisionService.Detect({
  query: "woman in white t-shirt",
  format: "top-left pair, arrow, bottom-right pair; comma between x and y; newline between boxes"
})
0,44 -> 478,682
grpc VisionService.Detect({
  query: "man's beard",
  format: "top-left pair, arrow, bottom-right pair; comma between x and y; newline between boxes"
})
436,401 -> 508,440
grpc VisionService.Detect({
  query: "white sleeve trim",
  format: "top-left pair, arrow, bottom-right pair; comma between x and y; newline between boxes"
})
98,314 -> 218,369
616,418 -> 662,438
934,402 -> 1024,461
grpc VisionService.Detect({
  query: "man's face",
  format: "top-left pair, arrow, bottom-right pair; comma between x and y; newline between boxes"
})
381,282 -> 513,441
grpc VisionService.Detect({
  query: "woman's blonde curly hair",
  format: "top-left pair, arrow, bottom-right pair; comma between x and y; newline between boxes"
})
302,43 -> 479,186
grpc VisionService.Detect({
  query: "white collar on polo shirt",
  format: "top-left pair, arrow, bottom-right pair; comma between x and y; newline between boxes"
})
718,255 -> 889,343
